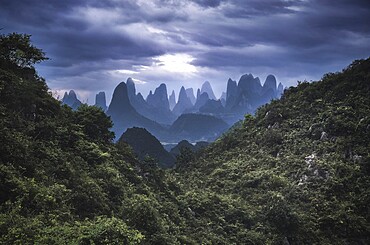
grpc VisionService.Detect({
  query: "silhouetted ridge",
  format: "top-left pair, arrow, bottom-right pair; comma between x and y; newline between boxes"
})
119,127 -> 175,168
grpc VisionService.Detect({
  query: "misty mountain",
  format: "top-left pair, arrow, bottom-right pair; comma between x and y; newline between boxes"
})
223,74 -> 283,124
172,86 -> 193,116
106,82 -> 166,141
94,91 -> 107,111
126,78 -> 175,125
169,113 -> 229,142
186,88 -> 196,105
62,90 -> 82,110
200,81 -> 217,100
169,90 -> 176,110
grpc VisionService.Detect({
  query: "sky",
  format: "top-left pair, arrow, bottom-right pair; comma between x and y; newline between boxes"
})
1,0 -> 370,104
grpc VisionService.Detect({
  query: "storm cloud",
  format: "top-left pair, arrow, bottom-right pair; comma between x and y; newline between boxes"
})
1,0 -> 369,102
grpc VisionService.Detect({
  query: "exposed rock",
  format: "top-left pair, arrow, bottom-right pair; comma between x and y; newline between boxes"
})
320,131 -> 328,141
298,153 -> 329,186
268,122 -> 280,129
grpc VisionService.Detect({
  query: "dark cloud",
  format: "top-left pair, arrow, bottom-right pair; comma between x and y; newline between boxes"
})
1,0 -> 369,103
191,0 -> 223,8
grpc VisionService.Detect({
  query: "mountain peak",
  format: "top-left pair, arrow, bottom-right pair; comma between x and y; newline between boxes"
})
147,83 -> 170,111
186,88 -> 196,105
200,81 -> 216,100
172,86 -> 193,115
107,82 -> 133,114
94,91 -> 107,111
62,90 -> 82,110
169,90 -> 176,110
238,73 -> 262,94
126,77 -> 136,100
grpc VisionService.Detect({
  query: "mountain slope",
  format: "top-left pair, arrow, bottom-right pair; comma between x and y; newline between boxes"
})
169,113 -> 229,142
106,82 -> 166,140
119,127 -> 175,168
174,58 -> 370,244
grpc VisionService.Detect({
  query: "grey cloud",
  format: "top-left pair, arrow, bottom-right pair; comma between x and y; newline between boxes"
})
191,0 -> 223,8
1,0 -> 369,101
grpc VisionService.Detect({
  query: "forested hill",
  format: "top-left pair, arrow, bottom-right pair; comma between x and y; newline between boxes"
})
1,33 -> 369,244
174,58 -> 370,244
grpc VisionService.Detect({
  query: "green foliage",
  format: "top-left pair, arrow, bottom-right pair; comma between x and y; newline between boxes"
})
173,58 -> 370,244
1,33 -> 369,244
75,104 -> 115,143
175,146 -> 195,168
0,33 -> 48,68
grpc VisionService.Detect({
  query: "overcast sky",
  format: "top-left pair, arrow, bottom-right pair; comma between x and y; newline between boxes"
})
1,0 -> 369,104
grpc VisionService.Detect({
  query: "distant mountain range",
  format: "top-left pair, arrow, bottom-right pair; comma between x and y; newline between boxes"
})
62,74 -> 284,143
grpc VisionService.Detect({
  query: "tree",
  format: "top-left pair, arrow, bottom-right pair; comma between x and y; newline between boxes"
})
0,33 -> 48,68
74,104 -> 114,143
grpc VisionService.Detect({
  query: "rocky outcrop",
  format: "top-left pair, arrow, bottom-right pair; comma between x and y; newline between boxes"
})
62,90 -> 82,110
277,82 -> 284,98
261,75 -> 277,103
225,78 -> 238,109
94,91 -> 107,111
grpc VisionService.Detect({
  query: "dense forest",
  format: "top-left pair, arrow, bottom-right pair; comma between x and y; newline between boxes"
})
0,33 -> 369,244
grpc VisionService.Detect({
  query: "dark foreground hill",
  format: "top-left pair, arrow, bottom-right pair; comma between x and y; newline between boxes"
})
119,127 -> 175,168
0,33 -> 369,244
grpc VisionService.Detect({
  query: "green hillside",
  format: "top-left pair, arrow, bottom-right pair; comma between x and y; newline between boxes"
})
0,33 -> 186,244
173,58 -> 370,244
0,33 -> 369,244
